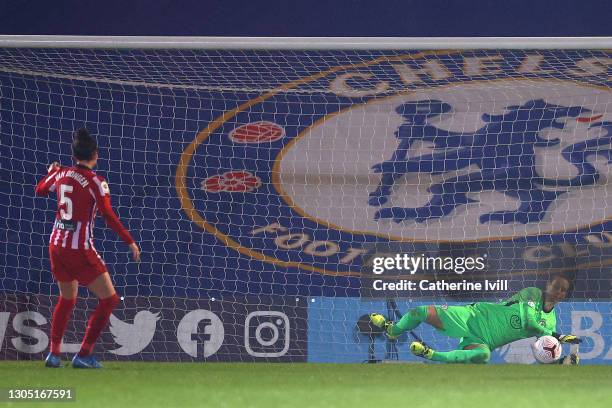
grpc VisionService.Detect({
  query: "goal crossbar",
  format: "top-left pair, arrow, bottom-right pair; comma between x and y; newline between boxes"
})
0,35 -> 611,50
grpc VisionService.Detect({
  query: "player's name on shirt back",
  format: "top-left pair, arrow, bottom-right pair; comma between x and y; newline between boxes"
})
54,169 -> 90,188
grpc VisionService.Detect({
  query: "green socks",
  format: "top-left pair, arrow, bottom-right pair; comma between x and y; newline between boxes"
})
390,306 -> 491,364
388,306 -> 428,337
430,347 -> 491,364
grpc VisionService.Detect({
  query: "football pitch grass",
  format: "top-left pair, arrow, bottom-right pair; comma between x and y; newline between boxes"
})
1,362 -> 611,407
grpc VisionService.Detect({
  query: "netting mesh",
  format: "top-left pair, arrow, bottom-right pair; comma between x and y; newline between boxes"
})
0,48 -> 610,363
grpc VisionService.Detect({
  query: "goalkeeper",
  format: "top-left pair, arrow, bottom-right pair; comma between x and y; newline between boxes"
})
370,274 -> 581,364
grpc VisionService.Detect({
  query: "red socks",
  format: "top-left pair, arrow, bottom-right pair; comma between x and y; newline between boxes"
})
50,296 -> 77,355
50,294 -> 120,357
78,294 -> 120,357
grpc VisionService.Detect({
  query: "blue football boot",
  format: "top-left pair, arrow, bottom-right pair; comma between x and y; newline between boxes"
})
72,354 -> 103,369
44,352 -> 62,368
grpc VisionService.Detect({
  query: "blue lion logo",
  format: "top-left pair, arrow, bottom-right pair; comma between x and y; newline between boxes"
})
369,99 -> 612,224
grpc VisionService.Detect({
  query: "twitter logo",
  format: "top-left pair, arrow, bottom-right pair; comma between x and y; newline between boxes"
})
109,311 -> 160,356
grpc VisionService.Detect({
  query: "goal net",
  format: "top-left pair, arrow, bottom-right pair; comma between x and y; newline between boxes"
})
0,39 -> 610,363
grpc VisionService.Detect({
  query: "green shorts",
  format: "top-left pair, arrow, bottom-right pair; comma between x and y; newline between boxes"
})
435,305 -> 490,350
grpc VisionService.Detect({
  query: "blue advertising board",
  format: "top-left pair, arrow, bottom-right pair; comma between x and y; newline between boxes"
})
308,298 -> 612,364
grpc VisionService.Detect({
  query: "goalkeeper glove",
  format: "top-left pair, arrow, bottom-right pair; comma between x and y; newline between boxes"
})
554,334 -> 582,344
558,354 -> 580,365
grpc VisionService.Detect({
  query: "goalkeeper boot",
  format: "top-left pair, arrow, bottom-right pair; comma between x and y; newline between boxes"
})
569,353 -> 580,365
44,352 -> 62,368
72,354 -> 103,369
410,341 -> 434,360
369,313 -> 399,340
559,353 -> 580,365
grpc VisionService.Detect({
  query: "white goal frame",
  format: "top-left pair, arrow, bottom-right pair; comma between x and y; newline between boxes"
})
0,35 -> 611,50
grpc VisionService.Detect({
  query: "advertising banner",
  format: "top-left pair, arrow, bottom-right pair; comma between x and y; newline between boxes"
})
308,297 -> 611,364
0,294 -> 307,362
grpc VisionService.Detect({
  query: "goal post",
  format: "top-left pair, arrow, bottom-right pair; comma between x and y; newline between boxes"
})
0,36 -> 611,363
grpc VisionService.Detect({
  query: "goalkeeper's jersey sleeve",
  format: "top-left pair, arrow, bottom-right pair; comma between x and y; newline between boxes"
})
465,288 -> 557,350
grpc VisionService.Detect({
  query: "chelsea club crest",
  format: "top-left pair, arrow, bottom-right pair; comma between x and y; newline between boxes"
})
176,50 -> 612,278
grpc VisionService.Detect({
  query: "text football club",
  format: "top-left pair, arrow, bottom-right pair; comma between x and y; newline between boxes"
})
177,51 -> 612,297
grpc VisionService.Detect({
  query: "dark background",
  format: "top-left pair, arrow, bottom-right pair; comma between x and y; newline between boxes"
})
0,0 -> 611,37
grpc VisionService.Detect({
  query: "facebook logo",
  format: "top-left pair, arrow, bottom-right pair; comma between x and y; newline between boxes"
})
176,310 -> 225,358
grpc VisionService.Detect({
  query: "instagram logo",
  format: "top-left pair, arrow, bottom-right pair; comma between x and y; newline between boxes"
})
244,311 -> 290,357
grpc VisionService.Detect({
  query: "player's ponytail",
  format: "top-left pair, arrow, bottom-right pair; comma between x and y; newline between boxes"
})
72,128 -> 98,161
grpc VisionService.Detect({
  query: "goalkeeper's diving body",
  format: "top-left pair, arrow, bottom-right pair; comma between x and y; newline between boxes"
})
370,275 -> 581,363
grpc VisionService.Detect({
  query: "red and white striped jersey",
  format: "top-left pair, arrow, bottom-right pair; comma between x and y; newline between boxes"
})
35,164 -> 134,250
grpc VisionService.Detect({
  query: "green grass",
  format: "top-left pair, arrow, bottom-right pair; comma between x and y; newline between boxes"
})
1,362 -> 611,408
